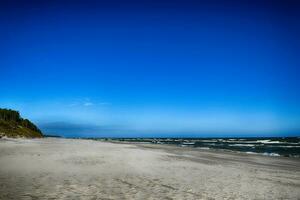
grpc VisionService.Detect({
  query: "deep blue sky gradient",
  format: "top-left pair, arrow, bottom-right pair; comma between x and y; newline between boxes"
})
0,0 -> 299,137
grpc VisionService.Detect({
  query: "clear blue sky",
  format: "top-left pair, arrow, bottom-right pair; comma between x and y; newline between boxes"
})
0,0 -> 299,137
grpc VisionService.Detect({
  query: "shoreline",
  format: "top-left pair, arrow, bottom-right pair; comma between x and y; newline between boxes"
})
93,137 -> 300,158
1,137 -> 300,199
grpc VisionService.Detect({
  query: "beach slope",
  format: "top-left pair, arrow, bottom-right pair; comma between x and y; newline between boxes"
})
0,138 -> 299,199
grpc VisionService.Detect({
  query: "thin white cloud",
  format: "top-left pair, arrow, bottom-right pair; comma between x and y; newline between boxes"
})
98,102 -> 111,106
83,102 -> 94,106
67,98 -> 110,107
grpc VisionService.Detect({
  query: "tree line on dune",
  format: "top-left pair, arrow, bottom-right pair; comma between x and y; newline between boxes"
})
0,108 -> 42,134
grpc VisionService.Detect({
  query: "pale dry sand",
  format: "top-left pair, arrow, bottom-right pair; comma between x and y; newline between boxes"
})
0,138 -> 299,200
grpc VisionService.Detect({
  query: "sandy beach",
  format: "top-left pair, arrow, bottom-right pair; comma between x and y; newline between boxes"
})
0,138 -> 299,200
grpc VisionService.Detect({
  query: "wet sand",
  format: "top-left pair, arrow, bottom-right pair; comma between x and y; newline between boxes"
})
0,138 -> 299,199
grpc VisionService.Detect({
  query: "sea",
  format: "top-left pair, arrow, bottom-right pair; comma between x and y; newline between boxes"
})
106,137 -> 300,158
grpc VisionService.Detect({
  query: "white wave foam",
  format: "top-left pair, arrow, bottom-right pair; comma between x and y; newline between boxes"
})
245,151 -> 258,154
229,144 -> 255,147
263,152 -> 280,156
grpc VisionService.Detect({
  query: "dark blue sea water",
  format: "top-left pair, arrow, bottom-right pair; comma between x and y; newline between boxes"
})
110,137 -> 300,157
